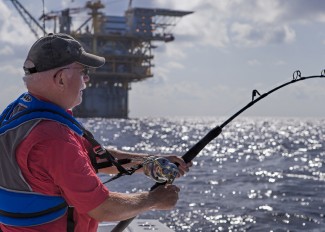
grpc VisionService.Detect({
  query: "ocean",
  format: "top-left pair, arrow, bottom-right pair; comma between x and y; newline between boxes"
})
80,117 -> 325,232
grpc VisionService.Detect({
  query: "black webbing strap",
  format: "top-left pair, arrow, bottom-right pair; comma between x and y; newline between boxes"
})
82,129 -> 133,175
95,158 -> 132,170
0,202 -> 67,219
82,129 -> 147,184
67,207 -> 74,232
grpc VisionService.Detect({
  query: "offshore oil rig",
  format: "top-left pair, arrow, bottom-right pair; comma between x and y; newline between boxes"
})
9,0 -> 192,118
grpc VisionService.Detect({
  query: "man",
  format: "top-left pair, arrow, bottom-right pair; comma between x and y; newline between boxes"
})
0,33 -> 190,232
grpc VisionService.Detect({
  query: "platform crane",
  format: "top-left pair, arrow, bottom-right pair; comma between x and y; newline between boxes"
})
9,0 -> 46,38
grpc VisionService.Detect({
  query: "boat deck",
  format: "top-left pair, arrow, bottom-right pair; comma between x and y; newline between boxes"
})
98,219 -> 174,232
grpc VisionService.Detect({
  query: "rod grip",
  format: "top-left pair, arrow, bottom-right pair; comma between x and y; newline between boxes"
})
182,125 -> 222,163
111,217 -> 135,232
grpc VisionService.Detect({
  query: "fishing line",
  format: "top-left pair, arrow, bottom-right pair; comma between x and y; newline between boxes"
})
111,70 -> 325,232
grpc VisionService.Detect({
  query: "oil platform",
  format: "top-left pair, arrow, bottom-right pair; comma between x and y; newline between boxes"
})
10,0 -> 192,118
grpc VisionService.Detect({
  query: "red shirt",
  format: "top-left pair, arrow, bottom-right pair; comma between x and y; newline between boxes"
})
0,120 -> 109,232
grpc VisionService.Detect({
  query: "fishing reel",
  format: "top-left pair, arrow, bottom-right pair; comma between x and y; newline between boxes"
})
143,157 -> 179,184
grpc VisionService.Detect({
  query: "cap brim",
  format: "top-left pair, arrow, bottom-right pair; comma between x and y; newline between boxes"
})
78,51 -> 105,68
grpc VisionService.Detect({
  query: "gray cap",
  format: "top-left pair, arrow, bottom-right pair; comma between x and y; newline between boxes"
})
23,33 -> 105,74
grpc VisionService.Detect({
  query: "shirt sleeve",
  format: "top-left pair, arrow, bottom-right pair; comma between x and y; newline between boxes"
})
18,121 -> 109,214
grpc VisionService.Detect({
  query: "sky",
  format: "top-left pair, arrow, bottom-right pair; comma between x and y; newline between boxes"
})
1,0 -> 325,118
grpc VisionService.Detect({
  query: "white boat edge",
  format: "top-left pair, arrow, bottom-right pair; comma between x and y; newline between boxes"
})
98,219 -> 174,232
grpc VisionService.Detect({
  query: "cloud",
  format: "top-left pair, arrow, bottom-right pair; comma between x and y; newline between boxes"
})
161,43 -> 187,60
165,61 -> 185,70
153,0 -> 323,50
279,0 -> 325,24
0,2 -> 35,45
274,60 -> 286,66
0,64 -> 23,76
234,0 -> 285,24
0,45 -> 13,55
247,59 -> 261,66
0,1 -> 11,18
230,23 -> 296,47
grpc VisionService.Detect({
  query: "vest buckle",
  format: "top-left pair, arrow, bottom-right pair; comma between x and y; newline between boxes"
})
93,145 -> 106,155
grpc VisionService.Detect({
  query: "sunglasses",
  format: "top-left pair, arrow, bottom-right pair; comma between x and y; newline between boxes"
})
80,68 -> 90,76
54,67 -> 90,78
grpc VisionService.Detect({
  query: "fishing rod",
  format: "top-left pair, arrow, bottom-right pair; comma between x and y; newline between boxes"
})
111,70 -> 325,232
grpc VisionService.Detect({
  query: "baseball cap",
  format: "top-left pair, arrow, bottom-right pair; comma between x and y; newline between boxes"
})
23,33 -> 105,74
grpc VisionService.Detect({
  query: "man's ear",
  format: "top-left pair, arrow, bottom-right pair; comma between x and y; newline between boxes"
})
53,72 -> 65,90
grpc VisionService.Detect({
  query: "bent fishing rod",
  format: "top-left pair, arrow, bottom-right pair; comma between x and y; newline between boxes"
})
111,70 -> 325,232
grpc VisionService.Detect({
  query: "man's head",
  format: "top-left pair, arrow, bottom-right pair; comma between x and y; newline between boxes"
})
23,33 -> 105,110
23,33 -> 105,74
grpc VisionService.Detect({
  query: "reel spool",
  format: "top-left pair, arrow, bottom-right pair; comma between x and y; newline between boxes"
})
143,157 -> 179,183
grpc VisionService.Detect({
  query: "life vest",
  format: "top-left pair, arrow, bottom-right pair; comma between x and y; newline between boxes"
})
0,93 -> 87,227
0,93 -> 134,228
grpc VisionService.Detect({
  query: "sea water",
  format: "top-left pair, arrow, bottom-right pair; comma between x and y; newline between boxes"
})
80,117 -> 325,232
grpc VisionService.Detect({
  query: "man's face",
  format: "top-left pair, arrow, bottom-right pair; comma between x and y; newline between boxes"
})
57,63 -> 90,109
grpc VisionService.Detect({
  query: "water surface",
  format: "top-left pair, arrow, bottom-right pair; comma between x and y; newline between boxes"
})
80,117 -> 325,232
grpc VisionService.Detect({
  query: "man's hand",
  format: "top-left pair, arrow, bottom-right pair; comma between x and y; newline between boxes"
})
149,184 -> 180,210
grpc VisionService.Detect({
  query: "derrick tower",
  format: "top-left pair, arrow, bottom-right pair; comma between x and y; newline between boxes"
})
49,1 -> 192,118
9,0 -> 192,118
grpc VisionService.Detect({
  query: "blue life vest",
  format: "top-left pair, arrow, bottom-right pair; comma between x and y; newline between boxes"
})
0,93 -> 85,227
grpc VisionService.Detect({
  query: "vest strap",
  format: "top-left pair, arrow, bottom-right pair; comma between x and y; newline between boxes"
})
0,202 -> 67,219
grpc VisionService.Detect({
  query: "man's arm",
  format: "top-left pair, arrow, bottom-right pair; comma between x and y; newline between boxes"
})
87,184 -> 179,222
98,148 -> 191,176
